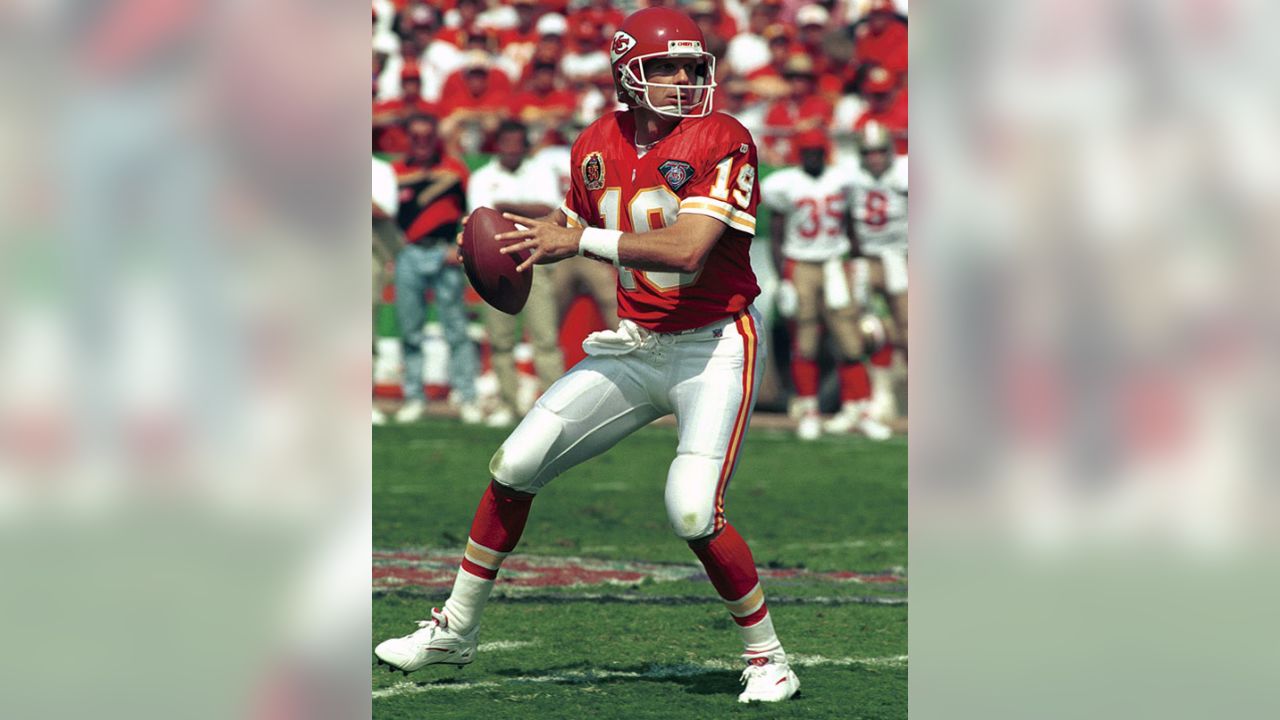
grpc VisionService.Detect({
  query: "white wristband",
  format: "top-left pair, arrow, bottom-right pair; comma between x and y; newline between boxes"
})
578,228 -> 622,266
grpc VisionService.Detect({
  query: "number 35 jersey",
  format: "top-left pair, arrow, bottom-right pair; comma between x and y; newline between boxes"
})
847,157 -> 908,254
760,162 -> 857,263
560,110 -> 761,333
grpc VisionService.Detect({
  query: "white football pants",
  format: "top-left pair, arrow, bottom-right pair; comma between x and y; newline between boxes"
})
490,306 -> 765,541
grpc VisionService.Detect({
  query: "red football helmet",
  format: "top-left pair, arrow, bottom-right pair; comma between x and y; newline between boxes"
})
609,8 -> 717,118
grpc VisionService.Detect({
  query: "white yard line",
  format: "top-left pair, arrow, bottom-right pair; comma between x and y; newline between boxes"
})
476,640 -> 536,652
373,654 -> 908,700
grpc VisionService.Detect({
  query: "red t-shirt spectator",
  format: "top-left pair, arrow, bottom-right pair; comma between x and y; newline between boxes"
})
508,88 -> 577,121
855,88 -> 908,155
763,95 -> 833,162
373,97 -> 439,154
854,15 -> 908,76
438,67 -> 512,116
567,6 -> 626,40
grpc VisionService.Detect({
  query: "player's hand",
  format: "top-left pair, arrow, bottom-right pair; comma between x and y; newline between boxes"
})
455,213 -> 469,249
777,280 -> 798,319
444,246 -> 463,266
495,212 -> 583,272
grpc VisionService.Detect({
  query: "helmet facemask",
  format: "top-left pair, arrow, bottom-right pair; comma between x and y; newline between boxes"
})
618,51 -> 717,118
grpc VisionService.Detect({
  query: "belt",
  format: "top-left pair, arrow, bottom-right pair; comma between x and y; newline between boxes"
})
659,311 -> 748,342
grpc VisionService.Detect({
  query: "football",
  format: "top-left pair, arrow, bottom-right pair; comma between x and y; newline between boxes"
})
460,207 -> 532,315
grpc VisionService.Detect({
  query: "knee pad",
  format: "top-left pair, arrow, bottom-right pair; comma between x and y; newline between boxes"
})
664,454 -> 721,541
488,406 -> 562,494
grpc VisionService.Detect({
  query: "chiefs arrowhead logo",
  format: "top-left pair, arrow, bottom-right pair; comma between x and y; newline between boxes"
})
610,32 -> 637,63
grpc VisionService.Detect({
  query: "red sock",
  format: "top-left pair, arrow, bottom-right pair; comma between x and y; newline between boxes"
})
840,362 -> 872,403
871,345 -> 894,368
690,524 -> 769,627
460,480 -> 533,580
791,357 -> 820,397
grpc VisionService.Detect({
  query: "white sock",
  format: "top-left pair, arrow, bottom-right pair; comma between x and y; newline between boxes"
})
441,568 -> 494,635
740,611 -> 783,656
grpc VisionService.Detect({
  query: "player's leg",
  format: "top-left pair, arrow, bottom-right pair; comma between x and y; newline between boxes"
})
789,261 -> 824,440
392,243 -> 433,422
484,307 -> 520,426
823,291 -> 891,440
447,354 -> 663,630
376,354 -> 664,672
526,265 -> 565,401
434,260 -> 482,423
665,309 -> 799,702
883,247 -> 909,357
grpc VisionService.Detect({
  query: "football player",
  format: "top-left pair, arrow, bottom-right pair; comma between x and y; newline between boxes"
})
762,129 -> 892,441
375,7 -> 800,704
847,120 -> 908,409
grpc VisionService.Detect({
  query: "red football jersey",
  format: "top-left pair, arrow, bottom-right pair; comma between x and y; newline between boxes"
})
561,111 -> 760,332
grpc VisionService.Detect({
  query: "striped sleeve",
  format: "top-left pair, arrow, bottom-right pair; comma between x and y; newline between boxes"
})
678,196 -> 757,235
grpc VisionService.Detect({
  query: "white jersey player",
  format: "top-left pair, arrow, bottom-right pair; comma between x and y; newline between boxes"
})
848,121 -> 908,293
761,130 -> 891,442
847,120 -> 908,423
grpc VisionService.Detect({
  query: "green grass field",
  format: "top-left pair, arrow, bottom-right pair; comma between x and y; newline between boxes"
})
373,417 -> 907,719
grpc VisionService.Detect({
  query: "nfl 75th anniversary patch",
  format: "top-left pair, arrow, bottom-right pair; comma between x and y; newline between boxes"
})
658,160 -> 695,192
582,152 -> 605,191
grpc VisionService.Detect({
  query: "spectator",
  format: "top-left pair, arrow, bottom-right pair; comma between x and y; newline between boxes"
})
853,0 -> 908,77
795,4 -> 834,74
761,53 -> 833,165
854,65 -> 908,155
508,60 -> 577,128
440,0 -> 485,38
560,17 -> 610,83
688,0 -> 731,62
460,26 -> 522,80
497,0 -> 543,73
372,155 -> 402,427
523,12 -> 568,79
378,8 -> 456,103
439,51 -> 512,152
390,113 -> 482,425
465,120 -> 565,427
725,0 -> 784,76
567,0 -> 626,41
373,64 -> 438,155
715,76 -> 768,140
745,24 -> 793,85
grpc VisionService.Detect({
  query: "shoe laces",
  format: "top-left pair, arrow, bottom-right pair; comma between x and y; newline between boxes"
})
739,655 -> 772,685
410,608 -> 448,637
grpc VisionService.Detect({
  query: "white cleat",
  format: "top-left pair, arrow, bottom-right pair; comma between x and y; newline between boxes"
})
374,608 -> 478,674
372,407 -> 388,426
797,413 -> 822,441
738,652 -> 800,703
458,402 -> 485,425
824,403 -> 892,440
395,400 -> 427,424
485,405 -> 516,428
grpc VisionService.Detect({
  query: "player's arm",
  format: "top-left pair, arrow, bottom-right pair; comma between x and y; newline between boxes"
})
494,211 -> 724,274
769,211 -> 786,275
846,205 -> 862,257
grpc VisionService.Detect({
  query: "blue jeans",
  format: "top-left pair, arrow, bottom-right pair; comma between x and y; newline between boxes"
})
394,242 -> 478,402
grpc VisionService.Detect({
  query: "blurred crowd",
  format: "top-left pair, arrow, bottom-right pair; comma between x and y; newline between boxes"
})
372,0 -> 909,438
373,0 -> 907,162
